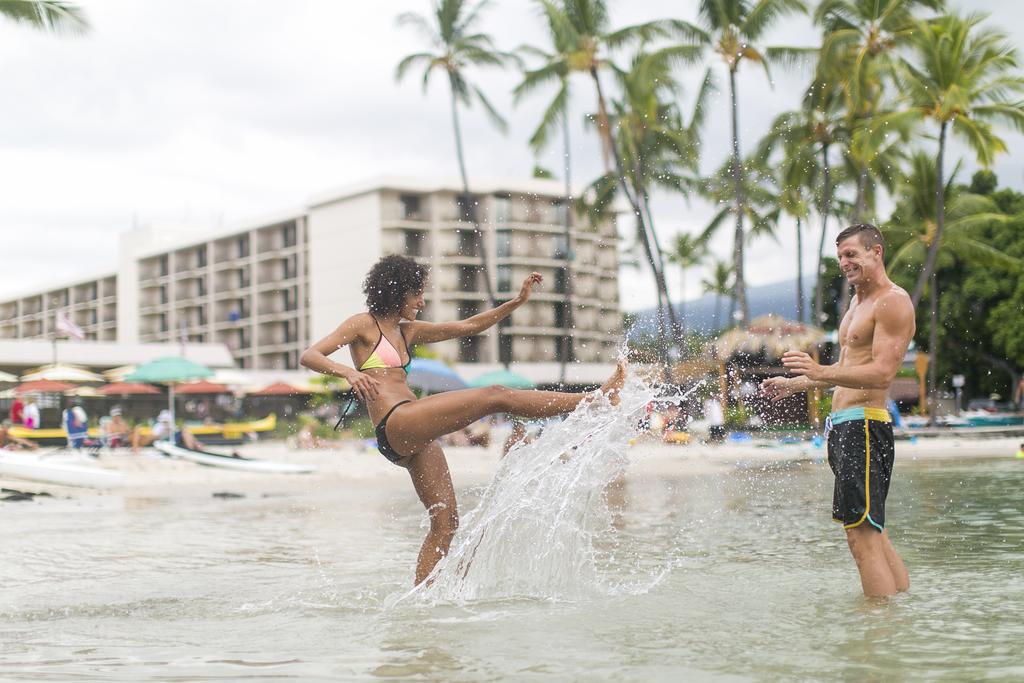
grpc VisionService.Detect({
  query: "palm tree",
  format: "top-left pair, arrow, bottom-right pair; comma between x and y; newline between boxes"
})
535,0 -> 690,356
0,1 -> 88,33
667,232 -> 709,340
513,1 -> 578,384
894,12 -> 1024,307
669,0 -> 812,326
774,141 -> 817,324
815,0 -> 943,222
395,0 -> 516,349
701,259 -> 733,333
607,51 -> 711,355
887,152 -> 1020,420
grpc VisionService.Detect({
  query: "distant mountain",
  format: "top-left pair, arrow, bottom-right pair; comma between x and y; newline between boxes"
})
628,277 -> 817,337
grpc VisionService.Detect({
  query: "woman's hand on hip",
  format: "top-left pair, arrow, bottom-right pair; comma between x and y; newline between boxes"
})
345,370 -> 382,402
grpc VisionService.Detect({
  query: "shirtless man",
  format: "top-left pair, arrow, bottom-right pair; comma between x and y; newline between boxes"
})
761,223 -> 916,597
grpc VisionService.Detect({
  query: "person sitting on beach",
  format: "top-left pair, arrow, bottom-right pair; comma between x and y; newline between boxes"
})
301,254 -> 626,586
101,407 -> 131,449
9,396 -> 24,425
0,419 -> 39,450
131,409 -> 203,454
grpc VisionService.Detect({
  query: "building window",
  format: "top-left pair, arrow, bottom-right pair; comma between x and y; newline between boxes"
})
239,328 -> 250,349
553,234 -> 569,259
497,265 -> 512,292
458,266 -> 479,293
554,301 -> 569,328
159,255 -> 169,277
197,307 -> 206,326
499,319 -> 513,364
457,229 -> 481,256
158,313 -> 167,333
554,267 -> 568,294
555,336 -> 574,362
284,319 -> 296,343
496,230 -> 511,258
283,287 -> 297,311
494,195 -> 511,223
197,277 -> 207,297
554,199 -> 569,226
237,234 -> 250,259
400,194 -> 422,220
404,230 -> 424,257
458,336 -> 480,362
87,283 -> 98,299
285,350 -> 299,369
238,268 -> 249,289
282,223 -> 297,248
456,195 -> 476,223
197,246 -> 207,268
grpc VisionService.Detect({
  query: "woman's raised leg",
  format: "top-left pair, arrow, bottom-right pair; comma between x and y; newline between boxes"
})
387,361 -> 626,457
405,440 -> 459,585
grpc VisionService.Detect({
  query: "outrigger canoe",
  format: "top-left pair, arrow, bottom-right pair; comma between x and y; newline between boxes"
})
152,440 -> 314,474
8,414 -> 277,446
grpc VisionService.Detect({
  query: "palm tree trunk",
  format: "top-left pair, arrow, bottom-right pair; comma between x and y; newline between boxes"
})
912,121 -> 948,307
796,216 -> 805,324
639,189 -> 683,350
728,68 -> 748,326
559,103 -> 574,385
928,270 -> 939,424
853,164 -> 869,222
591,67 -> 675,361
714,293 -> 722,332
813,143 -> 832,326
449,75 -> 503,366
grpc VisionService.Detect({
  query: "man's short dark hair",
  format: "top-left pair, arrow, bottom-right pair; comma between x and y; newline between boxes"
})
836,223 -> 885,255
362,254 -> 428,316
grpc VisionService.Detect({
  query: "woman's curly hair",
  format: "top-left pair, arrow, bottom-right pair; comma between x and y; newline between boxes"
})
362,255 -> 428,316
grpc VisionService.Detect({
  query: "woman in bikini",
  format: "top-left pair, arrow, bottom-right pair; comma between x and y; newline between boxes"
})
301,255 -> 626,585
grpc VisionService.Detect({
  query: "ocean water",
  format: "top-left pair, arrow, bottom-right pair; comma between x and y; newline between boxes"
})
2,395 -> 1023,680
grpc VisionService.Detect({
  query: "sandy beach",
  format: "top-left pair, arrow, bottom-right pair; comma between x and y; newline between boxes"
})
3,435 -> 1018,501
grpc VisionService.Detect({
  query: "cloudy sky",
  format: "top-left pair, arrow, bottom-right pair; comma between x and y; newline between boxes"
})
0,0 -> 1019,311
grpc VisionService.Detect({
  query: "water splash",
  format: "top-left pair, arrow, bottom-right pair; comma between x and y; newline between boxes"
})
395,371 -> 706,605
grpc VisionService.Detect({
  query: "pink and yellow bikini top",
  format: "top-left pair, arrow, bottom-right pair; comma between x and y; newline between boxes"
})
359,315 -> 412,373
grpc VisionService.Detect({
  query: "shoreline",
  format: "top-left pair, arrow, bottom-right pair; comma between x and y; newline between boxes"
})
2,435 -> 1019,502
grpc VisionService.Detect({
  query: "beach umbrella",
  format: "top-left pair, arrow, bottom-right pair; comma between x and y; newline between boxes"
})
97,382 -> 160,396
469,369 -> 535,389
21,364 -> 104,383
103,365 -> 136,382
175,380 -> 230,395
713,314 -> 826,362
406,358 -> 467,393
124,357 -> 213,426
248,381 -> 311,396
65,386 -> 102,398
0,370 -> 18,383
15,379 -> 75,394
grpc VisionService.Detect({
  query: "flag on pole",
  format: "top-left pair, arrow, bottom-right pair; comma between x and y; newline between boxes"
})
55,310 -> 85,341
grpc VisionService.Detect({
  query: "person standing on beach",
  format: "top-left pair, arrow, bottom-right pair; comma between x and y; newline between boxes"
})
761,224 -> 915,597
301,255 -> 626,586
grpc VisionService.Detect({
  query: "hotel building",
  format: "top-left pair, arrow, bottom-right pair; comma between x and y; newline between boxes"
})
0,177 -> 621,379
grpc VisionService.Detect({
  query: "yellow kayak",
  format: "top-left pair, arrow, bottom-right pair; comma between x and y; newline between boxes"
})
9,414 -> 277,440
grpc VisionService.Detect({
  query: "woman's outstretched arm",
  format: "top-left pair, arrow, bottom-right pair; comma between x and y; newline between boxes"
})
407,272 -> 542,344
300,314 -> 381,402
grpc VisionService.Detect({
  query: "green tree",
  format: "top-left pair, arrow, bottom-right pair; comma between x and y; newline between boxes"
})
701,259 -> 733,333
667,232 -> 709,339
670,0 -> 812,326
395,0 -> 516,350
894,12 -> 1024,307
886,153 -> 1020,419
0,0 -> 88,33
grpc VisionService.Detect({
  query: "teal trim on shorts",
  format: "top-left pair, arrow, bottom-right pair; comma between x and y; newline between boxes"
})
829,406 -> 892,425
867,514 -> 884,532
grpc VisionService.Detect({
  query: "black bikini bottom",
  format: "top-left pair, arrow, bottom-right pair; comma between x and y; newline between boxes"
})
375,400 -> 411,465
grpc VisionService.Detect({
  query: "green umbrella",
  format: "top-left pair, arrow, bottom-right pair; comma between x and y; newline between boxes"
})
468,369 -> 536,390
125,357 -> 213,430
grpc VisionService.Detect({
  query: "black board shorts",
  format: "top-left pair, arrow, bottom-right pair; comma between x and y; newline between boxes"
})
826,407 -> 895,532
